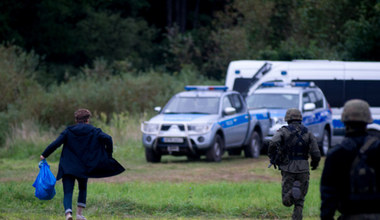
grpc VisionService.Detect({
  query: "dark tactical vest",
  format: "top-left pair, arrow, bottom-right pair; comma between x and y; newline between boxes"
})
283,125 -> 309,160
348,136 -> 380,202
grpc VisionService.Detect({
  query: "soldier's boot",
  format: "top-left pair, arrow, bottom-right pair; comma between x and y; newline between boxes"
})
282,190 -> 294,207
292,181 -> 301,200
292,205 -> 303,220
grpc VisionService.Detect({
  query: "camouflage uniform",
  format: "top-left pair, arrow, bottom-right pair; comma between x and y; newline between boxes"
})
269,109 -> 321,220
320,99 -> 380,220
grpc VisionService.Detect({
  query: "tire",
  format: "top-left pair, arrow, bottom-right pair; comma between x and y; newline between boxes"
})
145,147 -> 161,163
228,148 -> 242,156
206,135 -> 224,162
320,129 -> 331,156
244,131 -> 261,158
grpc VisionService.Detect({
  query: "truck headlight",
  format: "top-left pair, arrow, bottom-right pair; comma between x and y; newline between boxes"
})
188,123 -> 213,134
141,122 -> 160,133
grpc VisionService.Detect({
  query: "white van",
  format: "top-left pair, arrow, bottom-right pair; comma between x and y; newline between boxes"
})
225,60 -> 380,139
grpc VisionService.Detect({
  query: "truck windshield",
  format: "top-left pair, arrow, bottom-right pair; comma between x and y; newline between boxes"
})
163,97 -> 220,114
247,93 -> 299,109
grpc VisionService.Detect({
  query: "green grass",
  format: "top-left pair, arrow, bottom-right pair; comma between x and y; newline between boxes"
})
0,117 -> 324,219
0,155 -> 323,219
0,179 -> 321,219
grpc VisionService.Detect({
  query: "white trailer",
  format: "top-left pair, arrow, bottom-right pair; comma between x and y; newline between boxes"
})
225,60 -> 380,139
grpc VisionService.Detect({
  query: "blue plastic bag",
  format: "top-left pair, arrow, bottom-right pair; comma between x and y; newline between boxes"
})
33,159 -> 56,200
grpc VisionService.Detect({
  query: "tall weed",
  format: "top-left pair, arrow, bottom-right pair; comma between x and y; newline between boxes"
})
19,66 -> 221,128
0,112 -> 147,162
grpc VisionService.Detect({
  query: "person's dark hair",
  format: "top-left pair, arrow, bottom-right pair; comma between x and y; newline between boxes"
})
75,109 -> 91,123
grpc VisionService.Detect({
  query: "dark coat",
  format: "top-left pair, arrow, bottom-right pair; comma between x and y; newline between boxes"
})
320,133 -> 380,219
42,123 -> 125,180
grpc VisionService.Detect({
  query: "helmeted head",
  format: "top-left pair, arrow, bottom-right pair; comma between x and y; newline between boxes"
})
74,108 -> 92,123
285,108 -> 302,122
341,99 -> 372,124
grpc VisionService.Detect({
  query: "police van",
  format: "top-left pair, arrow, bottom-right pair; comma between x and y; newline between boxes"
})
141,85 -> 271,162
226,60 -> 380,143
246,81 -> 333,155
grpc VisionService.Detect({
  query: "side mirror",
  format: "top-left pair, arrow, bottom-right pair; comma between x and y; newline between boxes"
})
223,107 -> 236,116
303,103 -> 316,111
154,106 -> 161,112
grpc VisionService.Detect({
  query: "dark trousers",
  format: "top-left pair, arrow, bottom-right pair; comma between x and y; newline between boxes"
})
281,171 -> 310,220
62,174 -> 88,214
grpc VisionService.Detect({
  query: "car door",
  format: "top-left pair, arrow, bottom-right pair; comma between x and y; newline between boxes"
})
229,94 -> 249,146
219,95 -> 235,147
313,90 -> 330,140
219,94 -> 249,147
302,91 -> 318,136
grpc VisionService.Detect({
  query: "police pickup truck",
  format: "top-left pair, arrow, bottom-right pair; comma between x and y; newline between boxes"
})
246,82 -> 333,155
141,86 -> 271,162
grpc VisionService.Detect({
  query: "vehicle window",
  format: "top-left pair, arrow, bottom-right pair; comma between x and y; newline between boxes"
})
308,92 -> 317,103
345,80 -> 380,107
163,97 -> 220,114
295,79 -> 380,108
247,93 -> 299,109
314,91 -> 324,108
302,93 -> 311,104
231,94 -> 244,113
222,96 -> 233,110
294,79 -> 344,107
303,91 -> 323,109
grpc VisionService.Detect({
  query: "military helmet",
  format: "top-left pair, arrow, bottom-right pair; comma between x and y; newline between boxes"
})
285,108 -> 302,122
341,99 -> 372,123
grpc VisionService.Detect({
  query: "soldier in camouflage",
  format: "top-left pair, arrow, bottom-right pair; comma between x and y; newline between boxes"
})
320,99 -> 380,220
268,108 -> 321,220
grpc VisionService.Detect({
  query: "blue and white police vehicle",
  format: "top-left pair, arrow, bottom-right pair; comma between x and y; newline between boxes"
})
226,60 -> 380,144
141,85 -> 271,162
246,82 -> 333,155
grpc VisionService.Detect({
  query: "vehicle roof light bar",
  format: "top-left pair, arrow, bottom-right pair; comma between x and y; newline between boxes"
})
260,81 -> 315,88
291,82 -> 315,87
261,82 -> 286,87
185,85 -> 228,91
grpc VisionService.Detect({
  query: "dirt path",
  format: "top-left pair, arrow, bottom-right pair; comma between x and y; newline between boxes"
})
95,156 -> 281,183
0,155 -> 286,183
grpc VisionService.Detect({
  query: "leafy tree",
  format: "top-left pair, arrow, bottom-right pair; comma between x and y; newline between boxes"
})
76,9 -> 158,68
341,0 -> 380,60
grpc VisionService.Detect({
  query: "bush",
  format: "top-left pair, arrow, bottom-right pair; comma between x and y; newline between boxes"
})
15,65 -> 221,128
0,43 -> 42,112
0,44 -> 221,148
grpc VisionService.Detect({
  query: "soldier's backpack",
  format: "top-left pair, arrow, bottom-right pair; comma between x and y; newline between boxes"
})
269,125 -> 308,168
350,136 -> 380,201
283,125 -> 309,160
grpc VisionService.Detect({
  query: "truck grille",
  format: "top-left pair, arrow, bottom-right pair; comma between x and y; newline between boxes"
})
161,124 -> 185,131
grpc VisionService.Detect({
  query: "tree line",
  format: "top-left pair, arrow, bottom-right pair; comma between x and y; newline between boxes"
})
0,0 -> 379,83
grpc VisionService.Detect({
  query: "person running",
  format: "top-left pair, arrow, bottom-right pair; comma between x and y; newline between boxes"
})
268,108 -> 321,220
40,109 -> 125,220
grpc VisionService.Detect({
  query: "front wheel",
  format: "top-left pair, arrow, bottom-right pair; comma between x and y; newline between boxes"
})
244,131 -> 261,158
206,135 -> 224,162
145,147 -> 161,163
320,129 -> 331,156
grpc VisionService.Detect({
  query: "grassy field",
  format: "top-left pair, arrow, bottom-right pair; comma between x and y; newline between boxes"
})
0,116 -> 325,220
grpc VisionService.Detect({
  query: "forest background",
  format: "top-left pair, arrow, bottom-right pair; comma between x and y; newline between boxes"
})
0,0 -> 380,147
